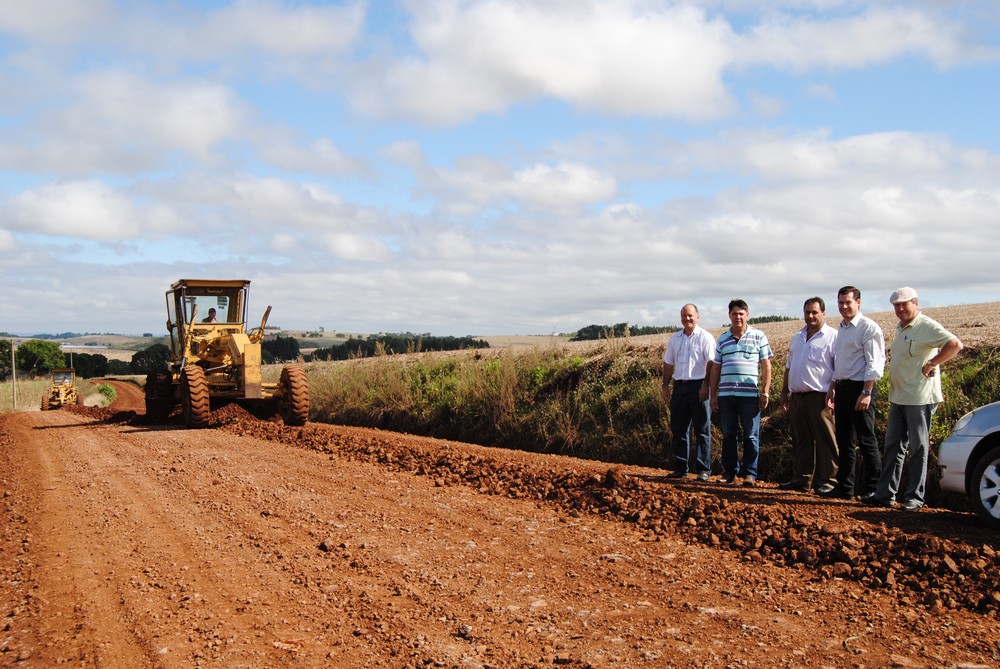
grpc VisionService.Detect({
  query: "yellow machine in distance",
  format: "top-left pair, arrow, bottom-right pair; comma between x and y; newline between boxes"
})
41,368 -> 79,410
144,279 -> 309,428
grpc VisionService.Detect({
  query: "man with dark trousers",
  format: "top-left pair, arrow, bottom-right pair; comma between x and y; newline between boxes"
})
662,304 -> 716,481
821,286 -> 885,499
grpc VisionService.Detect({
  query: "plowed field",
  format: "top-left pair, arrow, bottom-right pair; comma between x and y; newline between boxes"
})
2,398 -> 998,668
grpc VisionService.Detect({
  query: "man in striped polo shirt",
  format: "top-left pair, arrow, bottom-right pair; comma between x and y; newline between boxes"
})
710,299 -> 774,486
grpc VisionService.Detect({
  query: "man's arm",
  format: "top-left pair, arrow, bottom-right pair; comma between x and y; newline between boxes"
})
661,363 -> 675,404
700,361 -> 713,402
709,362 -> 721,412
759,358 -> 772,410
857,324 -> 885,411
924,337 -> 964,377
779,367 -> 790,411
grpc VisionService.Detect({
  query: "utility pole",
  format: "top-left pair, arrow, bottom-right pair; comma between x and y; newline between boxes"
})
9,339 -> 16,411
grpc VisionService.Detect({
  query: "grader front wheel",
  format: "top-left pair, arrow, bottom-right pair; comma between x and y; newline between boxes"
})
278,366 -> 310,426
181,366 -> 211,429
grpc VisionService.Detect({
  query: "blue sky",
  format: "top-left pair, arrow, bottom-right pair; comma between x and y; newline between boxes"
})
2,1 -> 999,336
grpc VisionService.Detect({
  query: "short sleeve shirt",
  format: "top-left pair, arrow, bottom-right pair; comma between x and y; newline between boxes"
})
889,312 -> 956,405
786,324 -> 837,393
663,326 -> 716,381
714,326 -> 773,397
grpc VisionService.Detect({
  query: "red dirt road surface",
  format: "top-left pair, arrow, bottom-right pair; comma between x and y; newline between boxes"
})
2,403 -> 999,668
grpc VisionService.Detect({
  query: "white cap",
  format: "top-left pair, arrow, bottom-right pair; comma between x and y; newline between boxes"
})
889,286 -> 918,304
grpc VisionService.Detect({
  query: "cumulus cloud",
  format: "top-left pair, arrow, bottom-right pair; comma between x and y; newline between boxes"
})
353,1 -> 736,123
424,159 -> 616,214
4,180 -> 144,239
0,0 -> 115,42
737,6 -> 977,71
72,70 -> 248,159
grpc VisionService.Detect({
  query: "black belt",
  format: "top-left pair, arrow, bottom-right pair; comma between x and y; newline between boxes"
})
674,378 -> 705,385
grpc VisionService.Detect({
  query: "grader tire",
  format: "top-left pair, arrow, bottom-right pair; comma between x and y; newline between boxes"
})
181,366 -> 211,429
279,366 -> 310,426
40,396 -> 50,411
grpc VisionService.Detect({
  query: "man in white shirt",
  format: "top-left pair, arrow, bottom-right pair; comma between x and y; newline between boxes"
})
662,304 -> 716,481
822,286 -> 886,499
779,297 -> 838,493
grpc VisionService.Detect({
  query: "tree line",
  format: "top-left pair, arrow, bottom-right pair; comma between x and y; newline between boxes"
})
310,333 -> 489,361
570,323 -> 680,341
0,339 -> 127,380
1,332 -> 486,381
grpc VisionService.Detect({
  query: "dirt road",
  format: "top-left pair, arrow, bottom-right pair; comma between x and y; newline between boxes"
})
2,405 -> 998,668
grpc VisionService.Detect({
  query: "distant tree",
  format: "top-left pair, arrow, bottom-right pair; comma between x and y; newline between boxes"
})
569,323 -> 677,341
72,353 -> 109,379
130,343 -> 171,374
0,339 -> 11,380
15,339 -> 67,376
309,333 -> 488,361
262,335 -> 300,362
107,360 -> 132,375
748,315 -> 796,325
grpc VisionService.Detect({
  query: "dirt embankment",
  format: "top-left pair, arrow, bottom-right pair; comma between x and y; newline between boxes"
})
1,404 -> 998,668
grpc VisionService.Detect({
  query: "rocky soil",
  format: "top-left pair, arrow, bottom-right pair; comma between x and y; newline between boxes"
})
2,394 -> 998,668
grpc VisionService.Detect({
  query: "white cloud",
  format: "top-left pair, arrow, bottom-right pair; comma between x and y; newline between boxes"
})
74,70 -> 248,159
425,159 -> 616,214
5,180 -> 143,239
322,233 -> 389,262
0,228 -> 15,252
197,0 -> 365,58
737,7 -> 974,71
355,1 -> 736,123
0,0 -> 114,42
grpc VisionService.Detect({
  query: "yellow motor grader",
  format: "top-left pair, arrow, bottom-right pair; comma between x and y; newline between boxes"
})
144,279 -> 309,428
40,368 -> 79,410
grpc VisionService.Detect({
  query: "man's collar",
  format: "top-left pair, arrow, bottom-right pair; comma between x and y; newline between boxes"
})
840,312 -> 862,328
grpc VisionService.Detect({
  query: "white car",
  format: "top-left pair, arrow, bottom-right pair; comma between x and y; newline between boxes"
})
938,401 -> 1000,529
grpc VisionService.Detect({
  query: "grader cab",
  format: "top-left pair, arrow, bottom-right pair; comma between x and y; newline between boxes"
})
144,279 -> 309,428
41,368 -> 79,410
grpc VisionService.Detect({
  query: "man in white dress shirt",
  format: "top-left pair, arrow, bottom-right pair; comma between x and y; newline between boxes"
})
779,297 -> 838,493
662,304 -> 716,481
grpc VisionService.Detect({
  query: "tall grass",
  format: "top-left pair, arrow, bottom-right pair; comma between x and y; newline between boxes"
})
306,340 -> 1000,485
0,378 -> 51,413
309,339 -> 667,466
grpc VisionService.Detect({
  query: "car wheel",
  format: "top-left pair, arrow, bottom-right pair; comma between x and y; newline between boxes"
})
970,445 -> 1000,529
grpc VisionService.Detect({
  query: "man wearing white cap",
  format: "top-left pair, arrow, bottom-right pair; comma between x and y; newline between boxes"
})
862,287 -> 964,511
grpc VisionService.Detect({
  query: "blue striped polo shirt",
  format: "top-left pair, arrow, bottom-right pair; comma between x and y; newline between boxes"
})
714,326 -> 773,397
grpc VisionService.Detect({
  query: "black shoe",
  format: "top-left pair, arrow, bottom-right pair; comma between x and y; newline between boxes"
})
860,494 -> 894,508
900,499 -> 923,511
817,486 -> 852,499
815,483 -> 836,494
668,471 -> 689,480
779,481 -> 810,492
723,474 -> 736,484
